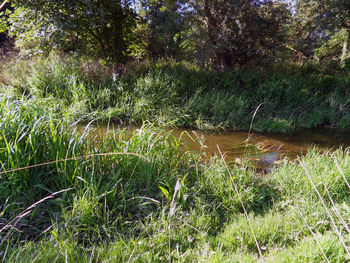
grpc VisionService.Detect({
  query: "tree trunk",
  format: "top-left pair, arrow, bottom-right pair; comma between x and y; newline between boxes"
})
203,0 -> 233,70
341,29 -> 349,65
203,0 -> 217,46
204,0 -> 223,69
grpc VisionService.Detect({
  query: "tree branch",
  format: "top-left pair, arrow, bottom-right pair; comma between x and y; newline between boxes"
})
0,0 -> 9,11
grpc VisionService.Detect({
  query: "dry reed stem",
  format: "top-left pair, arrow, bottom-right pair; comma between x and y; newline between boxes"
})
167,179 -> 182,263
89,246 -> 95,263
184,222 -> 206,236
299,211 -> 330,262
323,183 -> 350,235
0,0 -> 8,11
333,158 -> 350,191
0,152 -> 150,177
14,224 -> 55,261
127,247 -> 136,263
247,102 -> 264,141
298,157 -> 350,257
217,145 -> 265,262
30,246 -> 46,263
0,188 -> 73,246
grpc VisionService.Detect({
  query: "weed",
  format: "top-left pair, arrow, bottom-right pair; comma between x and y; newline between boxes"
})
3,55 -> 350,132
2,56 -> 350,262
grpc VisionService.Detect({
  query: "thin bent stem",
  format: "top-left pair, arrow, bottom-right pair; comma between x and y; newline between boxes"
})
298,157 -> 350,257
218,145 -> 265,262
0,0 -> 8,11
323,183 -> 350,235
299,211 -> 330,263
247,102 -> 264,141
0,188 -> 74,246
333,158 -> 350,191
0,152 -> 150,177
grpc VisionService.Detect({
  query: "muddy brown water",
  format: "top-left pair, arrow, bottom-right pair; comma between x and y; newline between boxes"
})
82,124 -> 350,168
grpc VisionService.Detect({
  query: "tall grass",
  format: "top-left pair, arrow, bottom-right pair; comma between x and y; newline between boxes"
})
0,95 -> 271,261
2,59 -> 350,261
0,95 -> 196,247
2,54 -> 350,132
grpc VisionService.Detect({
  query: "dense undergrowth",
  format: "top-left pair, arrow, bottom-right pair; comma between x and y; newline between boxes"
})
1,55 -> 350,133
1,55 -> 350,261
1,95 -> 350,262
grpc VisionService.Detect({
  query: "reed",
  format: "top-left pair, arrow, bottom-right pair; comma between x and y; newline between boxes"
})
2,55 -> 350,133
1,73 -> 350,261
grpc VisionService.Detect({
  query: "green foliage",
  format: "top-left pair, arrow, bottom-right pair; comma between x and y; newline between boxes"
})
314,29 -> 349,64
8,0 -> 136,61
2,94 -> 350,261
289,0 -> 350,64
181,0 -> 290,68
1,0 -> 349,69
3,56 -> 350,132
2,0 -> 350,261
137,0 -> 186,59
0,96 -> 195,245
0,2 -> 13,33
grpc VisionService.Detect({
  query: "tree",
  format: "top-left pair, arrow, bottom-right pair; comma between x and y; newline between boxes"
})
291,0 -> 350,64
7,0 -> 137,62
135,0 -> 186,59
180,0 -> 290,69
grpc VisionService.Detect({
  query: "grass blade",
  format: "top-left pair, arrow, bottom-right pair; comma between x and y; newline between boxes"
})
299,211 -> 330,263
298,157 -> 350,258
218,145 -> 265,262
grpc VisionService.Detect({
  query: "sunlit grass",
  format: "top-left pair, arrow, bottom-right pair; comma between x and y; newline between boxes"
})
2,57 -> 350,261
2,55 -> 350,132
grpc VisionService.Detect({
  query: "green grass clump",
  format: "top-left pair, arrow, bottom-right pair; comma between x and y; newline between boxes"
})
271,149 -> 350,203
2,92 -> 350,261
2,55 -> 350,132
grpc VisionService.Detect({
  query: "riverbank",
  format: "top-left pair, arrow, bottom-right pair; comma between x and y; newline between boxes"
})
1,96 -> 350,262
1,55 -> 350,133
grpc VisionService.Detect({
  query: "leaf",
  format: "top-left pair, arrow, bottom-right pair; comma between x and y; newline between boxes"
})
159,186 -> 171,201
51,230 -> 58,238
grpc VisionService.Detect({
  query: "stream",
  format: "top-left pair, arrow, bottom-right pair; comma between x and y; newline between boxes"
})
84,124 -> 350,170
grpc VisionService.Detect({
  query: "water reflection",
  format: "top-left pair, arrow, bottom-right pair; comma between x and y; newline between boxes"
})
82,124 -> 350,168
